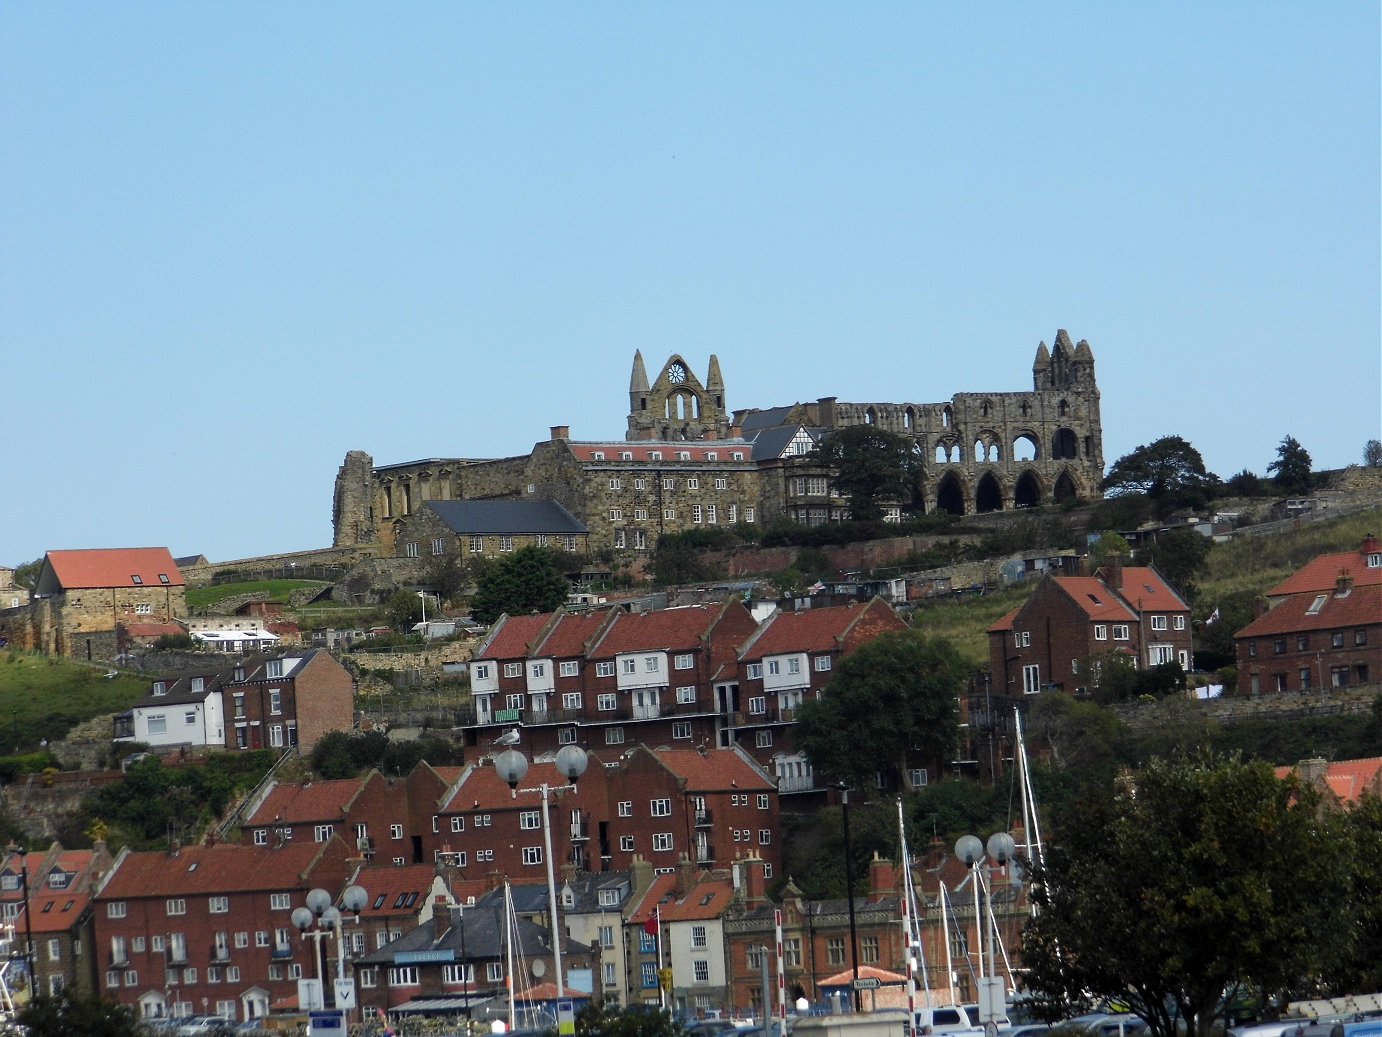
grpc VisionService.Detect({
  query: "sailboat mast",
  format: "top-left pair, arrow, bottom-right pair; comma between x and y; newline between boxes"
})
505,881 -> 517,1032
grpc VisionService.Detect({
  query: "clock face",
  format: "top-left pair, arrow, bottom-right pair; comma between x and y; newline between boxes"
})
668,362 -> 687,384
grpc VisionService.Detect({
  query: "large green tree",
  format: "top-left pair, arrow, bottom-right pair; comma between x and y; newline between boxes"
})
19,990 -> 143,1037
1267,435 -> 1313,494
1022,755 -> 1351,1037
1100,436 -> 1218,515
809,425 -> 921,521
470,545 -> 570,623
795,630 -> 964,790
1135,527 -> 1212,602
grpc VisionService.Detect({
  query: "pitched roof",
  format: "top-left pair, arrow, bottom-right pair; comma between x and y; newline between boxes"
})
475,612 -> 558,661
243,777 -> 373,826
590,605 -> 725,657
1111,566 -> 1190,612
1236,584 -> 1382,638
986,607 -> 1021,634
1268,543 -> 1382,597
353,864 -> 440,920
1274,757 -> 1382,805
654,748 -> 774,793
423,499 -> 588,535
40,548 -> 184,591
97,842 -> 332,899
631,871 -> 735,925
566,442 -> 752,463
535,611 -> 610,659
439,759 -> 575,813
739,600 -> 894,660
1051,577 -> 1137,622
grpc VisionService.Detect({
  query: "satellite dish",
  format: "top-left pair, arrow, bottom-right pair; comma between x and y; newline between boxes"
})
531,959 -> 546,977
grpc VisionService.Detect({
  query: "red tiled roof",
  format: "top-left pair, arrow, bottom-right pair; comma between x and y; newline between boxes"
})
476,613 -> 555,661
1236,584 -> 1382,638
1274,757 -> 1382,805
740,602 -> 878,660
631,871 -> 735,924
1269,546 -> 1382,597
820,964 -> 907,986
44,548 -> 184,590
656,749 -> 773,793
17,850 -> 98,935
566,443 -> 751,464
535,612 -> 608,659
98,842 -> 329,899
1113,566 -> 1189,612
244,777 -> 371,826
1053,577 -> 1137,622
440,759 -> 574,813
986,607 -> 1021,634
591,606 -> 723,657
353,864 -> 439,919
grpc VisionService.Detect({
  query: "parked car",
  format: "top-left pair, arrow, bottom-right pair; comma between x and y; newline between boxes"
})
174,1018 -> 234,1037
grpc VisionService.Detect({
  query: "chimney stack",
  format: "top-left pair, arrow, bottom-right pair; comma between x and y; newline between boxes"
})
868,852 -> 896,901
433,895 -> 451,941
550,425 -> 570,442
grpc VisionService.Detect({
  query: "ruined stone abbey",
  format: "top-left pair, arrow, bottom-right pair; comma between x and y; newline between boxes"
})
332,330 -> 1104,555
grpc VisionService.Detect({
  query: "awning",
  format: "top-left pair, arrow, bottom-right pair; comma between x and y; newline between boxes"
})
390,994 -> 497,1015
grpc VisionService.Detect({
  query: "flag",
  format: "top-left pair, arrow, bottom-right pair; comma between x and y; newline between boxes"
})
644,905 -> 659,936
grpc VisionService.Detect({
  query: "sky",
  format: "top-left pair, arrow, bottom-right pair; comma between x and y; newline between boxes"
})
3,3 -> 1378,567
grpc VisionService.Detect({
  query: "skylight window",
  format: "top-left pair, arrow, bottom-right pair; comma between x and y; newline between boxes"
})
1087,594 -> 1101,605
131,575 -> 143,585
1307,594 -> 1328,615
158,574 -> 170,584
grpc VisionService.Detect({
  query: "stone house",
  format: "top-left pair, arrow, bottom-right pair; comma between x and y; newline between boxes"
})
8,547 -> 186,659
0,567 -> 30,611
89,839 -> 355,1022
987,558 -> 1192,698
393,499 -> 589,565
1233,535 -> 1382,695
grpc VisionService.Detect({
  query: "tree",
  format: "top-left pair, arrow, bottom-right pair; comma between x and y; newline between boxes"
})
1100,436 -> 1218,515
11,558 -> 41,591
1193,589 -> 1259,673
1136,528 -> 1211,602
19,990 -> 143,1037
1267,435 -> 1313,494
575,1001 -> 684,1037
1088,530 -> 1131,567
795,630 -> 965,790
1022,755 -> 1352,1037
809,425 -> 921,521
1224,469 -> 1264,497
384,588 -> 425,629
1365,438 -> 1382,468
427,552 -> 467,604
470,545 -> 570,624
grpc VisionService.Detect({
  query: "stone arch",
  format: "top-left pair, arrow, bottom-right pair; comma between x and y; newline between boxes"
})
973,430 -> 1003,463
975,472 -> 1004,513
665,390 -> 701,421
1053,470 -> 1079,502
903,406 -> 915,429
1014,470 -> 1043,508
941,404 -> 953,428
934,439 -> 961,464
1012,431 -> 1039,462
1052,427 -> 1078,460
864,406 -> 877,425
980,398 -> 993,418
935,471 -> 967,515
1059,398 -> 1070,417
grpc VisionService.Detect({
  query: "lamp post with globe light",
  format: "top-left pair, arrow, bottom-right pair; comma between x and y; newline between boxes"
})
954,832 -> 1016,1029
292,884 -> 369,1020
493,743 -> 589,999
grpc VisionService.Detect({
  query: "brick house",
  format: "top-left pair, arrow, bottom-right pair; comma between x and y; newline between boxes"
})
114,649 -> 354,754
89,839 -> 355,1022
732,599 -> 909,793
346,863 -> 454,996
7,548 -> 186,659
239,771 -> 397,852
1235,578 -> 1380,695
987,558 -> 1192,698
393,499 -> 589,564
627,862 -> 737,1015
1,842 -> 114,1001
466,601 -> 759,757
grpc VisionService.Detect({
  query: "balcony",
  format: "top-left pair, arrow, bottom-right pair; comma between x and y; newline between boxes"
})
776,773 -> 819,794
570,812 -> 591,841
693,808 -> 714,828
777,707 -> 798,723
270,944 -> 294,960
211,946 -> 232,963
632,703 -> 662,721
695,843 -> 715,864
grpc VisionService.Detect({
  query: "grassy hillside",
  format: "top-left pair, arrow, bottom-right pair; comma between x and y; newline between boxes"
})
0,651 -> 147,752
910,585 -> 1030,666
185,578 -> 328,610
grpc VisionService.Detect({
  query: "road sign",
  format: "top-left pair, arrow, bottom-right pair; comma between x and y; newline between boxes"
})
851,977 -> 881,990
308,1010 -> 346,1033
334,977 -> 357,1010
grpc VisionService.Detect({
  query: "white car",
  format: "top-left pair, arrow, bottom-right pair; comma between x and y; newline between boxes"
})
174,1018 -> 234,1037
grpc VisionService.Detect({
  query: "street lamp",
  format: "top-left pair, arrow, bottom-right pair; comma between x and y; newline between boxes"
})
954,832 -> 1016,1029
834,785 -> 861,1012
494,744 -> 589,998
292,884 -> 368,1017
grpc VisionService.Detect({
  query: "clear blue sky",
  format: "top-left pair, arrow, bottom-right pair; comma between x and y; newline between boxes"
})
3,3 -> 1378,566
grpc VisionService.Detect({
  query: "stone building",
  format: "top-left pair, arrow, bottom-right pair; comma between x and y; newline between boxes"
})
0,548 -> 187,659
332,333 -> 1105,555
392,499 -> 590,564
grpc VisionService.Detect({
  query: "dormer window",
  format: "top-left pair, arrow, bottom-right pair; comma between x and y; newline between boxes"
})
266,659 -> 284,679
620,451 -> 633,460
233,667 -> 245,682
190,678 -> 204,693
705,452 -> 717,461
152,681 -> 167,696
731,451 -> 744,461
677,451 -> 691,461
592,451 -> 605,461
1369,553 -> 1382,568
649,451 -> 662,461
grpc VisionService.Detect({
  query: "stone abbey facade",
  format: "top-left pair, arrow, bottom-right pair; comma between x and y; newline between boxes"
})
332,331 -> 1104,554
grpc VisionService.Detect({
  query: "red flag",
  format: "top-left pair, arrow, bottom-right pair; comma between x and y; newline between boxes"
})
644,907 -> 659,935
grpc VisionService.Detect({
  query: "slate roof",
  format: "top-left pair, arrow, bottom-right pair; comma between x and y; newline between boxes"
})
97,842 -> 334,899
747,425 -> 824,462
128,674 -> 222,709
358,898 -> 585,965
39,548 -> 184,591
1236,584 -> 1382,638
565,442 -> 752,463
736,406 -> 797,435
423,500 -> 587,536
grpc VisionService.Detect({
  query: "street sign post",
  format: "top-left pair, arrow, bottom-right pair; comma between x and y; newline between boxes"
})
851,977 -> 881,990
